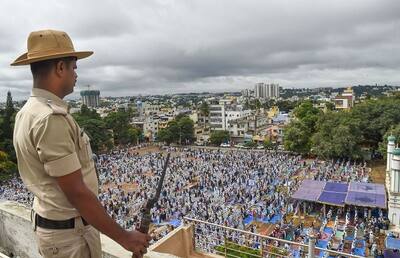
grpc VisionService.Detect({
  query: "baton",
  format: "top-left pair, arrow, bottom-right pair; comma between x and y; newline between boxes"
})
133,152 -> 170,258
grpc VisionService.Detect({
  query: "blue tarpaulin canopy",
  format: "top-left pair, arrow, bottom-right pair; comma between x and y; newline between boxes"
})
318,191 -> 347,207
387,237 -> 400,250
168,219 -> 181,227
291,180 -> 326,202
292,180 -> 386,209
324,182 -> 348,193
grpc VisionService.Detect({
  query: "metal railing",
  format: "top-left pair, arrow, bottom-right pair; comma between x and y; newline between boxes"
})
183,217 -> 365,258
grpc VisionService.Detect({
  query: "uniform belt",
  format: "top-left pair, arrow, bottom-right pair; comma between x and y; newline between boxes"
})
35,214 -> 88,229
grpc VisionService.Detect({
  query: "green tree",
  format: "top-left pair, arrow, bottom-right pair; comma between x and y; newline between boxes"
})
263,139 -> 274,150
0,116 -> 3,140
0,91 -> 16,162
127,127 -> 141,145
325,101 -> 335,111
2,91 -> 15,139
293,100 -> 321,132
178,116 -> 195,144
352,97 -> 400,150
0,151 -> 17,182
276,100 -> 299,112
157,116 -> 194,145
283,120 -> 312,154
82,119 -> 112,152
73,105 -> 113,152
79,104 -> 99,118
311,112 -> 363,159
104,110 -> 132,145
165,120 -> 180,143
247,99 -> 262,111
158,128 -> 175,145
283,101 -> 321,154
209,130 -> 230,146
379,124 -> 400,158
262,99 -> 276,110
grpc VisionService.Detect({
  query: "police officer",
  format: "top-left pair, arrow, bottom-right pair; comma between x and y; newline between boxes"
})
11,29 -> 151,258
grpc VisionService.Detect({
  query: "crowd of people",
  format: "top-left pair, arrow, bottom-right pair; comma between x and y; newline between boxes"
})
0,146 -> 389,256
96,148 -> 308,230
0,176 -> 33,206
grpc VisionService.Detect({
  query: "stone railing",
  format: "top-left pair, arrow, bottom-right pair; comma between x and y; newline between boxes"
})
0,201 -> 176,258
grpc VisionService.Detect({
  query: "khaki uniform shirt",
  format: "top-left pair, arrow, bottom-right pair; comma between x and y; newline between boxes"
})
13,88 -> 98,220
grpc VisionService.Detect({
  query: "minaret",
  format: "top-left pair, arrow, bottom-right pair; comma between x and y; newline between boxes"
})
388,148 -> 400,226
387,136 -> 396,191
390,148 -> 400,193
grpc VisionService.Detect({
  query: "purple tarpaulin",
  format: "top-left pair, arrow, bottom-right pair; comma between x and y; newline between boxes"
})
291,179 -> 387,209
292,180 -> 325,201
384,250 -> 400,258
349,181 -> 385,194
324,182 -> 349,193
318,191 -> 347,206
346,191 -> 386,209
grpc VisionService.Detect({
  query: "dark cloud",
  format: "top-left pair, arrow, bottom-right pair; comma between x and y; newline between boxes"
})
1,0 -> 400,100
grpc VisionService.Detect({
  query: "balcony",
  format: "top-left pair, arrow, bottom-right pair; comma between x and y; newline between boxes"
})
0,201 -> 364,258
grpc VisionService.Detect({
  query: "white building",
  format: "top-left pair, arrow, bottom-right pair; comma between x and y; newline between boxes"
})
209,99 -> 227,131
209,98 -> 251,131
143,116 -> 159,141
334,87 -> 355,110
143,103 -> 162,116
227,118 -> 249,138
387,136 -> 396,191
254,83 -> 280,99
387,136 -> 400,226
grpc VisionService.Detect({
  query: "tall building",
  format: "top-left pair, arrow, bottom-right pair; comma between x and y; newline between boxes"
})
209,99 -> 227,131
241,89 -> 251,97
254,83 -> 265,98
387,136 -> 396,190
387,136 -> 400,226
136,100 -> 143,116
254,83 -> 280,99
80,89 -> 100,108
268,83 -> 280,99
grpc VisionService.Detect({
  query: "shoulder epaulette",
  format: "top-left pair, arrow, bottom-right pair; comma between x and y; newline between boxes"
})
46,100 -> 68,116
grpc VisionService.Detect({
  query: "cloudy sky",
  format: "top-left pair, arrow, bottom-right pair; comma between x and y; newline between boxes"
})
0,0 -> 399,100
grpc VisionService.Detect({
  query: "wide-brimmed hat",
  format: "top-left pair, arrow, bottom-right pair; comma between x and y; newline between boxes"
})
11,29 -> 93,66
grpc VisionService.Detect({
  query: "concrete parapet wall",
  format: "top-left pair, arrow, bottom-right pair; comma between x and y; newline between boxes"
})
0,201 -> 132,258
0,201 -> 208,258
0,201 -> 39,258
0,252 -> 10,258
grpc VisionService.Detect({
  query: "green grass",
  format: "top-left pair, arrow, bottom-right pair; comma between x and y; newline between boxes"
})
215,242 -> 261,258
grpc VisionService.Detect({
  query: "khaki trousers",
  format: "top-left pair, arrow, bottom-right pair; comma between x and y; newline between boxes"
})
34,216 -> 102,258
